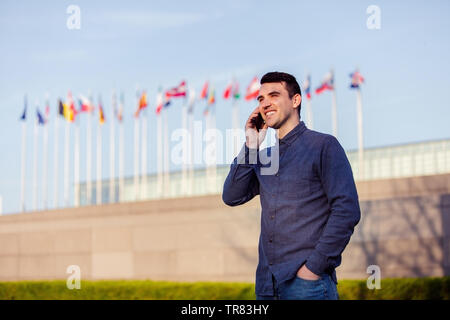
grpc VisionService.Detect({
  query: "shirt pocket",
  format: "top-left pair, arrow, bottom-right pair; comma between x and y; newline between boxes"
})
281,175 -> 312,199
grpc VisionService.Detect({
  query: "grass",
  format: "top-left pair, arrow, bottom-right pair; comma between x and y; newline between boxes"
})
1,277 -> 449,300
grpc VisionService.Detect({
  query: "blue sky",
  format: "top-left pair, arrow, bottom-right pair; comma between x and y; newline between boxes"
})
1,0 -> 449,214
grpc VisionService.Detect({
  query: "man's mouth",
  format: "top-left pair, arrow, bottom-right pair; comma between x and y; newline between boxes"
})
265,110 -> 276,117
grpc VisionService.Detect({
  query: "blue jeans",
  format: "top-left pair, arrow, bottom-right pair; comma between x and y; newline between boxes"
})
256,273 -> 339,300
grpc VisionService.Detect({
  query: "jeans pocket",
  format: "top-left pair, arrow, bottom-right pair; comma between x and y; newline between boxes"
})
281,276 -> 327,300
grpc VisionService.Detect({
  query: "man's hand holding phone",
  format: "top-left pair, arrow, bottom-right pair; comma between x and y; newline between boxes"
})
245,106 -> 269,149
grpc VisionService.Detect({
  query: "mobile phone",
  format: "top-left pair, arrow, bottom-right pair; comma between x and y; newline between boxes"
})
252,112 -> 265,131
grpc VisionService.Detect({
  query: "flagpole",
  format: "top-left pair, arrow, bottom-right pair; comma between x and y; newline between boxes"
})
156,112 -> 163,197
134,89 -> 140,201
356,89 -> 364,180
74,113 -> 80,207
232,97 -> 239,156
109,90 -> 116,204
211,105 -> 217,194
118,93 -> 124,203
306,98 -> 313,129
96,96 -> 103,205
64,113 -> 70,207
188,110 -> 194,196
33,101 -> 38,211
20,96 -> 27,212
181,102 -> 188,196
86,91 -> 93,205
141,107 -> 148,200
53,100 -> 58,209
331,89 -> 338,138
43,96 -> 49,210
163,109 -> 170,197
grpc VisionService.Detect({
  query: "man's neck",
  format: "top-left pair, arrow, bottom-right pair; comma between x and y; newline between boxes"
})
277,118 -> 300,140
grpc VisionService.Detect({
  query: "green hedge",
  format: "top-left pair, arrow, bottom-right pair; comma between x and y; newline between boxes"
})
1,277 -> 449,300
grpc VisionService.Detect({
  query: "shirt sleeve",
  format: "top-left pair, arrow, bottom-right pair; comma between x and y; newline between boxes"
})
305,135 -> 361,276
222,143 -> 260,206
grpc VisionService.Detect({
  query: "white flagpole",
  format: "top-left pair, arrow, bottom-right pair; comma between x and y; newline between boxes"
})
109,90 -> 116,203
306,98 -> 313,129
232,97 -> 239,156
74,114 -> 80,207
119,93 -> 124,202
163,110 -> 170,197
53,100 -> 59,209
33,101 -> 38,211
181,102 -> 188,195
141,108 -> 148,200
20,97 -> 27,212
134,90 -> 140,201
86,91 -> 93,205
331,89 -> 338,138
211,105 -> 217,194
96,96 -> 103,205
156,113 -> 163,197
43,102 -> 49,210
186,88 -> 196,196
356,89 -> 364,180
64,114 -> 70,207
188,110 -> 194,196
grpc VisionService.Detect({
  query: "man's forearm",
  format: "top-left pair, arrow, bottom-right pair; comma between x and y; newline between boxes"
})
222,144 -> 259,206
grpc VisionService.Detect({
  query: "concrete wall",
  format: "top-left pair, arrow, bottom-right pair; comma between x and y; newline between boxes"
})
0,173 -> 449,282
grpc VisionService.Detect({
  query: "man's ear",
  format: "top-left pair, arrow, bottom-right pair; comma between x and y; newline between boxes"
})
293,93 -> 302,109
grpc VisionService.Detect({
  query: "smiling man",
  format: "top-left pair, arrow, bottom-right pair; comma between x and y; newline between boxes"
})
222,71 -> 361,300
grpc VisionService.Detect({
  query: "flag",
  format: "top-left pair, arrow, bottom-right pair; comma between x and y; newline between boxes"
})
303,74 -> 312,100
187,88 -> 196,114
350,70 -> 364,89
315,71 -> 334,95
245,77 -> 260,101
65,91 -> 77,122
36,108 -> 45,125
20,96 -> 27,121
203,86 -> 215,116
78,95 -> 95,113
155,88 -> 171,115
58,99 -> 65,118
207,86 -> 215,105
99,100 -> 105,124
165,80 -> 187,99
134,91 -> 148,118
223,83 -> 233,99
200,81 -> 209,99
45,99 -> 50,124
223,80 -> 241,100
232,81 -> 241,100
116,92 -> 124,122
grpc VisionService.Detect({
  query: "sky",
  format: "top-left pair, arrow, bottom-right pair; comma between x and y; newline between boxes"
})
0,0 -> 449,214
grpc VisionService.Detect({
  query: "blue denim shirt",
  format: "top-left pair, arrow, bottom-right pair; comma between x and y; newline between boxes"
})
222,121 -> 361,296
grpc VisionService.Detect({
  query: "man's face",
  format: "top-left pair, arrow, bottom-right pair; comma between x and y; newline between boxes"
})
257,82 -> 300,129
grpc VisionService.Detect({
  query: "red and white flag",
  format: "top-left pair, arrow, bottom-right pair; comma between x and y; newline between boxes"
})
245,77 -> 260,101
165,81 -> 187,99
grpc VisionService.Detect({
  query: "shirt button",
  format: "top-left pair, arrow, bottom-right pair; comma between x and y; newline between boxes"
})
270,215 -> 274,219
269,262 -> 273,266
269,238 -> 273,243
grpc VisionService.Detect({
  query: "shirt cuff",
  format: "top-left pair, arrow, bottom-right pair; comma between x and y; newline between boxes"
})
305,251 -> 329,276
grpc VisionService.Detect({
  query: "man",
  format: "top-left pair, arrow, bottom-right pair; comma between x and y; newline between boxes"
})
222,72 -> 360,300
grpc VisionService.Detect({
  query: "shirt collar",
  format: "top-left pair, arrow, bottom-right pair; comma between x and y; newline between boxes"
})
278,121 -> 307,146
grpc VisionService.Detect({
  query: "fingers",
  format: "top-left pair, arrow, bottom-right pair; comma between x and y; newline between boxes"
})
246,106 -> 261,129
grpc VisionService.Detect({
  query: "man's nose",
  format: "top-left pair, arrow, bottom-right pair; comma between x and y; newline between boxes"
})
261,99 -> 271,109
